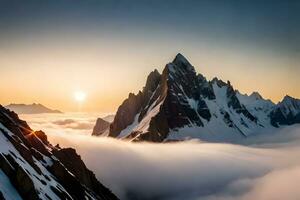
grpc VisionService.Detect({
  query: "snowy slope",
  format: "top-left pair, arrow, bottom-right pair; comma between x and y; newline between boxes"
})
0,170 -> 22,200
236,91 -> 275,127
167,82 -> 274,142
0,105 -> 119,200
274,95 -> 300,117
0,123 -> 72,200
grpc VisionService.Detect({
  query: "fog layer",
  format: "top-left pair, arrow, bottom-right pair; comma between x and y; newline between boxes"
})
25,114 -> 300,200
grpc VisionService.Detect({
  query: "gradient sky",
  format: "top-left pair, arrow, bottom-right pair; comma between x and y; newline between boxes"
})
0,0 -> 299,112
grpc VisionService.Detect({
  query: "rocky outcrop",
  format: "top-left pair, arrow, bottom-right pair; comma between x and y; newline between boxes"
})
52,148 -> 116,199
92,118 -> 110,136
0,153 -> 40,200
109,92 -> 144,137
109,69 -> 161,138
0,105 -> 119,200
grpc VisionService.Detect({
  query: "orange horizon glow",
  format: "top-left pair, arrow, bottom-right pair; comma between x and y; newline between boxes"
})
0,37 -> 299,113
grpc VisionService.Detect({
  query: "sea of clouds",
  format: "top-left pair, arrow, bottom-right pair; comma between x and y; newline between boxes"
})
23,113 -> 300,200
20,112 -> 104,135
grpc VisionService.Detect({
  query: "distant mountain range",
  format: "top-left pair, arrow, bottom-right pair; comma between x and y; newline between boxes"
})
94,53 -> 300,142
5,103 -> 62,114
0,105 -> 118,199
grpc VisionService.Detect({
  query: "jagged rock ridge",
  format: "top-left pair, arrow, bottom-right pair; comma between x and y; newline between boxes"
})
102,53 -> 299,142
270,95 -> 300,126
0,105 -> 118,200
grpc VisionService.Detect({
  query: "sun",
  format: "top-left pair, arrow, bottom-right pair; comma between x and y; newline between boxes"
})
74,91 -> 86,102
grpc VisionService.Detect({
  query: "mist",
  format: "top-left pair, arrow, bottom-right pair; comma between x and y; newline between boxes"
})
25,114 -> 300,200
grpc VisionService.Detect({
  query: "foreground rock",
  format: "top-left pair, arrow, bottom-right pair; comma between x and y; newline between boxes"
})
0,105 -> 118,200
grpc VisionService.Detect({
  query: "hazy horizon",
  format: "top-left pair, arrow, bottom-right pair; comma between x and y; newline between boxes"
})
1,52 -> 299,113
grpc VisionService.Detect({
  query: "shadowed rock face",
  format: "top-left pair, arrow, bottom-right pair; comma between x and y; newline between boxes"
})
270,95 -> 300,127
106,53 -> 300,142
52,148 -> 118,200
92,118 -> 110,136
109,69 -> 161,138
109,92 -> 144,137
0,105 -> 119,200
225,81 -> 257,123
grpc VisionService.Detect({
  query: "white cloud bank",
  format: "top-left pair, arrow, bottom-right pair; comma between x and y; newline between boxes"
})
20,112 -> 104,135
23,113 -> 300,200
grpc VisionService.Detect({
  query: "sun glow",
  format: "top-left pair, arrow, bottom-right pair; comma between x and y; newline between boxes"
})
74,91 -> 86,102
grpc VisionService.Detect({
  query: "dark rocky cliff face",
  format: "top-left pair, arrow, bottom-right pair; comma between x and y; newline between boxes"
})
0,105 -> 119,200
52,148 -> 117,200
109,69 -> 161,138
92,118 -> 110,136
270,95 -> 300,127
109,92 -> 143,137
131,54 -> 212,141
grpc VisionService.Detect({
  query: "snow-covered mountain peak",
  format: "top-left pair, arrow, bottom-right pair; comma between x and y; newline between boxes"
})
236,91 -> 271,103
211,77 -> 228,87
276,95 -> 300,116
236,91 -> 274,108
168,53 -> 195,74
250,92 -> 263,100
281,95 -> 299,104
270,96 -> 300,126
99,54 -> 300,142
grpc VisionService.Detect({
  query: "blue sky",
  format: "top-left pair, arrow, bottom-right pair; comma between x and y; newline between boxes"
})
0,0 -> 299,53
